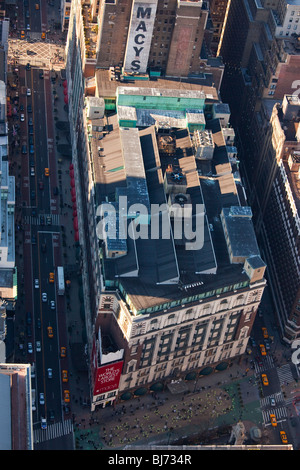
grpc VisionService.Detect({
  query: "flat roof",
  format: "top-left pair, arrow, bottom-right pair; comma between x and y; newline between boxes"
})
96,70 -> 219,101
88,82 -> 264,311
222,207 -> 260,258
117,86 -> 206,100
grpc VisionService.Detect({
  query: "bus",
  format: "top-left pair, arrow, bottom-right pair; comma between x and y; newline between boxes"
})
57,266 -> 65,295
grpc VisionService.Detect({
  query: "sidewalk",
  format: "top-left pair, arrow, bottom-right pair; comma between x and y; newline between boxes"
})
49,69 -> 91,423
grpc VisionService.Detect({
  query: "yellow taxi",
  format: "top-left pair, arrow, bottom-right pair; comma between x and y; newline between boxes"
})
260,344 -> 266,356
49,272 -> 54,283
62,370 -> 68,382
45,167 -> 49,177
47,326 -> 53,338
262,327 -> 268,339
64,390 -> 70,403
60,346 -> 66,358
261,374 -> 269,386
35,3 -> 40,9
280,431 -> 288,444
269,414 -> 277,427
41,32 -> 46,39
21,30 -> 25,39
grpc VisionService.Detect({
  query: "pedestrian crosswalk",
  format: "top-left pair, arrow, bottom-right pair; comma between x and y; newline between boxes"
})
254,355 -> 275,374
24,213 -> 60,226
34,419 -> 73,444
262,406 -> 288,426
260,391 -> 284,408
277,364 -> 294,386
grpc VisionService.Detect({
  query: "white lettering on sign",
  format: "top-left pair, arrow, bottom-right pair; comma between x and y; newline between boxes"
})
124,0 -> 158,74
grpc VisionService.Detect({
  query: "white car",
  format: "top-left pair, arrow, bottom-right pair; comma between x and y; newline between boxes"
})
50,300 -> 55,310
36,341 -> 41,352
20,114 -> 25,122
42,292 -> 47,302
34,279 -> 39,289
27,342 -> 33,354
26,88 -> 31,96
39,393 -> 45,405
47,368 -> 52,379
30,166 -> 35,177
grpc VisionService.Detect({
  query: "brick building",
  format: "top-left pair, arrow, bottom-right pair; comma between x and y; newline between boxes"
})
96,0 -> 209,77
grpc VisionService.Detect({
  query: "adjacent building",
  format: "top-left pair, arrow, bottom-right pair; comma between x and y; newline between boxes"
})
0,363 -> 34,450
219,0 -> 300,343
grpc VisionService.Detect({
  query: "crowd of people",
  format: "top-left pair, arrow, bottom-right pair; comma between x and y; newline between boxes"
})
74,386 -> 237,449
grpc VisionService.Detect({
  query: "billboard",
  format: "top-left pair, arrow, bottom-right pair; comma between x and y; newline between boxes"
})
93,361 -> 123,396
124,0 -> 158,74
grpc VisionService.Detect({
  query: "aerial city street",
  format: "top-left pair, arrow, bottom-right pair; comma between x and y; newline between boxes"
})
1,0 -> 300,453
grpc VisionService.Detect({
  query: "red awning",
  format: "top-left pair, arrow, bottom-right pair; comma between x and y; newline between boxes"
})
64,95 -> 68,104
74,231 -> 79,242
73,217 -> 78,230
70,179 -> 75,188
69,169 -> 74,178
63,80 -> 67,88
69,163 -> 74,170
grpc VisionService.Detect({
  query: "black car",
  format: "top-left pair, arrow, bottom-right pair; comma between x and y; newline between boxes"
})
37,318 -> 41,329
28,125 -> 33,135
26,311 -> 32,325
31,190 -> 35,200
27,104 -> 32,113
49,410 -> 55,422
41,242 -> 46,253
31,235 -> 36,244
53,186 -> 59,196
21,145 -> 27,154
26,62 -> 31,70
26,325 -> 32,337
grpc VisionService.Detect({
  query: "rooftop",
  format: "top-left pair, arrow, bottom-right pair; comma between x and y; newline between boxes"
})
89,83 -> 264,313
96,70 -> 219,102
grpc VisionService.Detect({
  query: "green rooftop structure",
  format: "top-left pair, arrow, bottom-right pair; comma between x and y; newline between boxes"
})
116,86 -> 206,130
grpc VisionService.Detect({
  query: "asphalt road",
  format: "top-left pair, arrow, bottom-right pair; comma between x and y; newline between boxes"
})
18,65 -> 71,447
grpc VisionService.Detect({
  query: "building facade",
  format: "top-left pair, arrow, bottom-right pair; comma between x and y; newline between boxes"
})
84,84 -> 266,409
95,0 -> 209,76
66,1 -> 266,410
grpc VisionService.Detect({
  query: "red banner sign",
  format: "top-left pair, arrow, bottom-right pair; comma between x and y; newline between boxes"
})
93,361 -> 123,395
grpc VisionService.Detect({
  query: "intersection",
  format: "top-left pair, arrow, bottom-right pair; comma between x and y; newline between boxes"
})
8,38 -> 65,70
